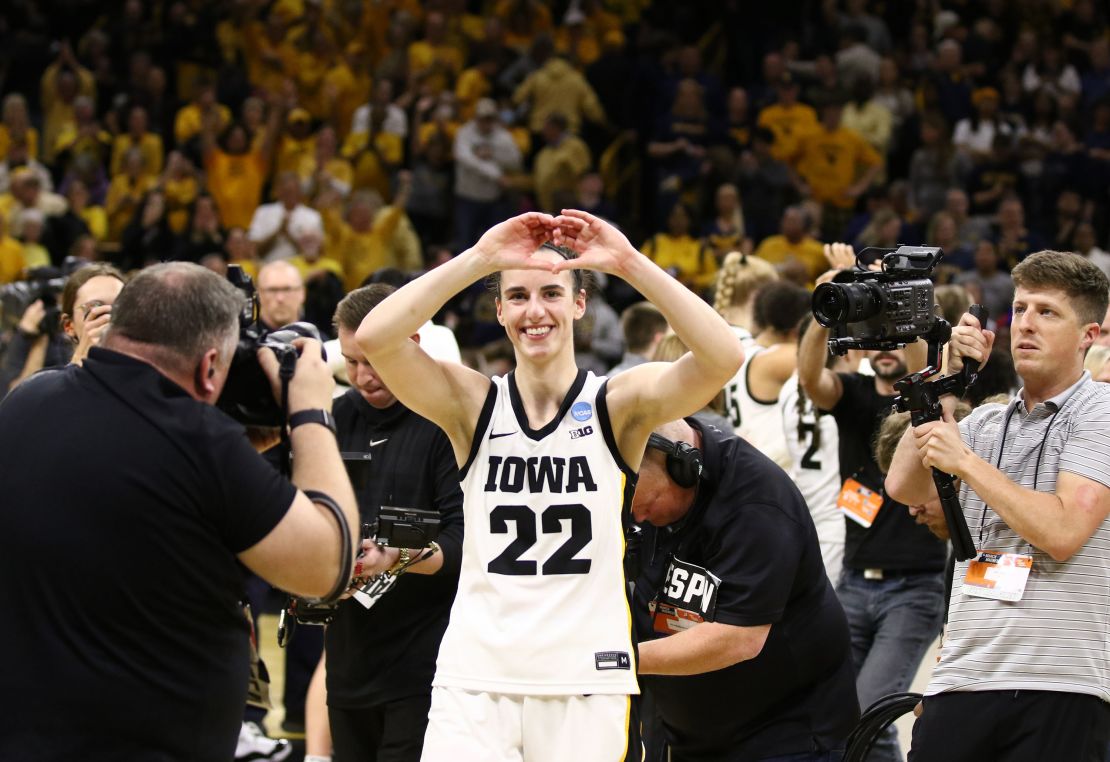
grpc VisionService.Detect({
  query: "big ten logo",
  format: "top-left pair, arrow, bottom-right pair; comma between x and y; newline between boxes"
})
663,559 -> 719,616
570,425 -> 594,439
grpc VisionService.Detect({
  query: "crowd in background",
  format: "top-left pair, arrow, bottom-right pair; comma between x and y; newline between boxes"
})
1,0 -> 1110,371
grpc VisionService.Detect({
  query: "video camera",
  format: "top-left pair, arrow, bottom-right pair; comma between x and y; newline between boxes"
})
812,246 -> 942,355
0,259 -> 87,335
809,245 -> 984,562
216,264 -> 324,427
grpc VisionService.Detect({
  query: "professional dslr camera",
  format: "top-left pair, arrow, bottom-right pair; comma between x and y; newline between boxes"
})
216,264 -> 324,427
0,259 -> 86,336
811,245 -> 942,355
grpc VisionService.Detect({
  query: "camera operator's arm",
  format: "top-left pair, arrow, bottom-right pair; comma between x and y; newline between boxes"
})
1,301 -> 50,394
638,622 -> 770,676
238,340 -> 359,598
886,311 -> 993,508
797,318 -> 843,412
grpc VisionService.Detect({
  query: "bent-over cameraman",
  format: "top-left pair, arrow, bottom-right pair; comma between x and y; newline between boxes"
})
319,284 -> 463,761
0,262 -> 358,762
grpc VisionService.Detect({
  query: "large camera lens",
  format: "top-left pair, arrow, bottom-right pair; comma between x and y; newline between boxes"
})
812,282 -> 884,327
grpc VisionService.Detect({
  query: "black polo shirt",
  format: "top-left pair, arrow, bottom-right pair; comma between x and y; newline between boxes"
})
829,372 -> 946,571
325,388 -> 464,708
0,348 -> 295,761
633,420 -> 859,761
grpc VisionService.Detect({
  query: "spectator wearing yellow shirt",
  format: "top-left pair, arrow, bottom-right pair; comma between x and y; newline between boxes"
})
455,55 -> 498,121
532,113 -> 592,214
752,206 -> 827,285
408,12 -> 466,96
110,106 -> 164,178
0,169 -> 68,239
793,98 -> 882,240
495,0 -> 553,52
160,151 -> 200,235
174,80 -> 231,150
105,149 -> 156,242
641,202 -> 717,294
52,97 -> 112,175
554,9 -> 601,69
275,108 -> 317,178
202,102 -> 282,231
16,210 -> 51,271
513,37 -> 607,134
64,180 -> 107,243
40,42 -> 96,164
342,106 -> 404,202
756,75 -> 818,166
840,80 -> 893,164
301,127 -> 354,199
0,214 -> 25,284
320,173 -> 412,291
0,94 -> 39,162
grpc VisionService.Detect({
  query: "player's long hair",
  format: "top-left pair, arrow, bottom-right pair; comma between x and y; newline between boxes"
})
712,251 -> 777,317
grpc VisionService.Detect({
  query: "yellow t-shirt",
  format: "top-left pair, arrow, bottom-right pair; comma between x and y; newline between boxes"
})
753,234 -> 828,282
794,127 -> 882,208
407,41 -> 464,94
323,205 -> 404,291
174,103 -> 232,147
110,133 -> 165,177
0,236 -> 25,283
79,206 -> 109,241
105,174 -> 157,241
756,103 -> 819,164
163,176 -> 200,234
288,253 -> 345,284
0,126 -> 40,161
641,234 -> 717,291
205,149 -> 268,230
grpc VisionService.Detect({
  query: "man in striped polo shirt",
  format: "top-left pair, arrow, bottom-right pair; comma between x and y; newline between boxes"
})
887,249 -> 1110,762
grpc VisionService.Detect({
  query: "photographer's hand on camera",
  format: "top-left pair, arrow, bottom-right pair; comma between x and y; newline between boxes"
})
71,303 -> 112,366
945,311 -> 995,376
17,300 -> 46,337
256,337 -> 335,415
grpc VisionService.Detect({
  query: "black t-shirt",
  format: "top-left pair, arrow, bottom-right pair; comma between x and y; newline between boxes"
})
633,421 -> 859,761
0,348 -> 295,761
325,389 -> 463,708
829,372 -> 946,571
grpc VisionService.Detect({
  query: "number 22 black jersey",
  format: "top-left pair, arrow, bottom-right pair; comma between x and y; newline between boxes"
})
434,370 -> 639,696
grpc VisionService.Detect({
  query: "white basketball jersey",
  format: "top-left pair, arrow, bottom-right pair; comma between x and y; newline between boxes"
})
779,374 -> 844,582
723,345 -> 792,469
434,370 -> 639,696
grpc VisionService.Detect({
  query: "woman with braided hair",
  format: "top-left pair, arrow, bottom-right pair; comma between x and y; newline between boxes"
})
712,250 -> 777,349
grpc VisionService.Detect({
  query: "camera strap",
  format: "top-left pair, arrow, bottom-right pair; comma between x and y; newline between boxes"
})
276,349 -> 297,477
300,489 -> 355,605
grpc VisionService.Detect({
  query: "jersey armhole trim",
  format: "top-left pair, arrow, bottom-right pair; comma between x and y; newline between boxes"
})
745,347 -> 779,406
596,379 -> 637,482
458,382 -> 498,481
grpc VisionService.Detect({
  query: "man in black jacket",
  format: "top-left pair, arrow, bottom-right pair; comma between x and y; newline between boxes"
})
317,284 -> 464,762
632,418 -> 859,762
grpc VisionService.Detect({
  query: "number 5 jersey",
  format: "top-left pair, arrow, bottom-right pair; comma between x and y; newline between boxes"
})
434,370 -> 640,696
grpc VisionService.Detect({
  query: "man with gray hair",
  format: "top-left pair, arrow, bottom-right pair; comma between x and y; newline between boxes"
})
0,262 -> 359,761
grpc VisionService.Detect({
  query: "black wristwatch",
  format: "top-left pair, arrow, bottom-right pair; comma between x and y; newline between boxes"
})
289,408 -> 338,436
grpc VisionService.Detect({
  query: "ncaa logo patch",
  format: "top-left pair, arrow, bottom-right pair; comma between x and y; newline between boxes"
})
571,401 -> 593,422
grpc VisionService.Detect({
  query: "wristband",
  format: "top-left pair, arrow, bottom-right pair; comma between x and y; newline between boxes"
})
289,408 -> 337,436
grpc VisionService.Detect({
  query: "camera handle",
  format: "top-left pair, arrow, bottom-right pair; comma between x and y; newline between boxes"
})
893,305 -> 988,562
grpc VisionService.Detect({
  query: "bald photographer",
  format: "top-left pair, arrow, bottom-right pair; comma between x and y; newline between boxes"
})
0,262 -> 358,761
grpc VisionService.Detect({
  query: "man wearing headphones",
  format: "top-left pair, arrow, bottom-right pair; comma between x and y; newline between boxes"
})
631,419 -> 859,762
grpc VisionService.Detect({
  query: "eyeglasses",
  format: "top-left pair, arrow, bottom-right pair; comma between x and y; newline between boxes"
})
260,286 -> 304,295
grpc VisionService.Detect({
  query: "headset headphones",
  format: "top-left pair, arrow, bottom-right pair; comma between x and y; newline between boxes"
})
646,433 -> 703,488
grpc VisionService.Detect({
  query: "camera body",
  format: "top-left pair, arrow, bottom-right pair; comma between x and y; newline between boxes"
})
811,246 -> 942,354
216,264 -> 323,426
0,262 -> 82,335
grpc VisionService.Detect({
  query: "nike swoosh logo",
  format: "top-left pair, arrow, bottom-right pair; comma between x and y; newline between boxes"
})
489,431 -> 516,439
369,438 -> 389,447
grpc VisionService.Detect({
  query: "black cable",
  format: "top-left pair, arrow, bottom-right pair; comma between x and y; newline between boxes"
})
302,489 -> 354,605
843,692 -> 922,762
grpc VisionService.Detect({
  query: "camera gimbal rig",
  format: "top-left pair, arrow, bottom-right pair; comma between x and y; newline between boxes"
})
891,304 -> 987,562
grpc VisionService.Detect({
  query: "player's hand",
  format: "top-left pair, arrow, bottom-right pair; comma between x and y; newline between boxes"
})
551,209 -> 638,278
471,212 -> 559,272
946,311 -> 994,375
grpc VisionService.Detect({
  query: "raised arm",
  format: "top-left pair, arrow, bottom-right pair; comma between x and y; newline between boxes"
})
356,213 -> 559,461
553,210 -> 743,468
